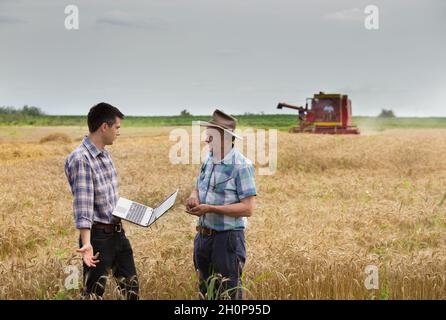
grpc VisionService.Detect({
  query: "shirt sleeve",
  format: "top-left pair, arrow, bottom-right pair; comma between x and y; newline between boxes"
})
235,163 -> 257,200
70,158 -> 94,229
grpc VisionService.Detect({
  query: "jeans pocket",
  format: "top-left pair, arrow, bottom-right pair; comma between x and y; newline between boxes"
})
194,232 -> 200,251
227,232 -> 236,253
91,230 -> 112,248
228,231 -> 245,257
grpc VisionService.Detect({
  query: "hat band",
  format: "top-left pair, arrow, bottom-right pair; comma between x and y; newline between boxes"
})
208,120 -> 235,131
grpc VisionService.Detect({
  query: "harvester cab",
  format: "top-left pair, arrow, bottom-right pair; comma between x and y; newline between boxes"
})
277,92 -> 360,134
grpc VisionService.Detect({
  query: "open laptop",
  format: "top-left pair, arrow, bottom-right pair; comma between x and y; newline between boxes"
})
112,189 -> 178,227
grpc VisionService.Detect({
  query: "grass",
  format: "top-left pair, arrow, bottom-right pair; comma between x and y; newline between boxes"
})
1,114 -> 446,131
0,126 -> 446,299
0,114 -> 298,129
354,116 -> 446,131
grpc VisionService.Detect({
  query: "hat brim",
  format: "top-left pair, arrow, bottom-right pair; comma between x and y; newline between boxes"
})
196,121 -> 242,140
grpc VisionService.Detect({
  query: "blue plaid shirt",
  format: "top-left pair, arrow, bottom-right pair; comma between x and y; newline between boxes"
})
196,148 -> 257,231
64,136 -> 119,229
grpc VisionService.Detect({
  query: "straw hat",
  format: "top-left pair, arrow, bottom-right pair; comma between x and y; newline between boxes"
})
197,109 -> 242,140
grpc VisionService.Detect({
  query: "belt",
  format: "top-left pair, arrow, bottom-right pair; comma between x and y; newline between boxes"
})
92,222 -> 123,233
196,226 -> 221,236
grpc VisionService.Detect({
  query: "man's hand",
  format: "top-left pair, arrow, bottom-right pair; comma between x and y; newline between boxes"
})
76,243 -> 100,267
186,190 -> 200,211
186,204 -> 211,216
191,196 -> 255,218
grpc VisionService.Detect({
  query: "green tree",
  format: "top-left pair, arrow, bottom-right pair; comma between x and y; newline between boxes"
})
180,109 -> 192,117
22,105 -> 45,116
0,105 -> 45,116
378,109 -> 396,118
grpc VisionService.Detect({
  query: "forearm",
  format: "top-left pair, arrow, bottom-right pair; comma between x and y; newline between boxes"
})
190,188 -> 198,198
208,202 -> 253,218
79,228 -> 91,246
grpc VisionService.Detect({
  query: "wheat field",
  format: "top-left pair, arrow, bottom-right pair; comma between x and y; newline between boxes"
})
0,125 -> 445,299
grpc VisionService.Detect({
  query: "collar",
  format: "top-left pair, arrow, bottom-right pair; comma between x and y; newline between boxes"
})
83,135 -> 103,158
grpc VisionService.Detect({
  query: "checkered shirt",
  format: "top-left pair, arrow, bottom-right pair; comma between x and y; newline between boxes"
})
64,136 -> 119,229
196,148 -> 257,231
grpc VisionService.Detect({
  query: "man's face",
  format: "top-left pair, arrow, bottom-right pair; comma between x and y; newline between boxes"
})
205,127 -> 223,153
103,117 -> 121,145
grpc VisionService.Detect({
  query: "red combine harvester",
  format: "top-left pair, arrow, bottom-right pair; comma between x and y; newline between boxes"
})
277,92 -> 360,134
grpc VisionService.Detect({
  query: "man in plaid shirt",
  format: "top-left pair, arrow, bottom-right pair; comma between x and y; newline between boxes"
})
186,109 -> 256,300
65,103 -> 138,299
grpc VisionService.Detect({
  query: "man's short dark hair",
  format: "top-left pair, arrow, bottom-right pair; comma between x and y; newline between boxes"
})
87,102 -> 124,133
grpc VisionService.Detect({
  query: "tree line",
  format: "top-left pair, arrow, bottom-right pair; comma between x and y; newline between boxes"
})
0,105 -> 46,116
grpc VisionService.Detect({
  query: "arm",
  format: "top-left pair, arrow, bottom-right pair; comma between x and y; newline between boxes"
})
186,188 -> 200,211
210,196 -> 255,217
71,158 -> 94,229
187,162 -> 257,218
187,196 -> 255,218
76,228 -> 99,267
79,228 -> 91,245
70,159 -> 99,267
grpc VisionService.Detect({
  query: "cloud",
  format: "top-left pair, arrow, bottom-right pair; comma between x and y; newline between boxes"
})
96,10 -> 167,29
324,8 -> 364,22
0,15 -> 24,24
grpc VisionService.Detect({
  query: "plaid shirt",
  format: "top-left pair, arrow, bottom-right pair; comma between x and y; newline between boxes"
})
196,148 -> 257,231
64,136 -> 119,229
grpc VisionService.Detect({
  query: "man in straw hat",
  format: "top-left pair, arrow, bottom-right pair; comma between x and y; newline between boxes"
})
185,109 -> 257,300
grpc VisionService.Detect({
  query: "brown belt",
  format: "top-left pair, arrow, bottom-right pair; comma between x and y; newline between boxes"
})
92,222 -> 123,233
196,226 -> 220,236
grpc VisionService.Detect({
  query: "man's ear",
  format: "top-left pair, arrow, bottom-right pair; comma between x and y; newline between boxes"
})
100,122 -> 108,132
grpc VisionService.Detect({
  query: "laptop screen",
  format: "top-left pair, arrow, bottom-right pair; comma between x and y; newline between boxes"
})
149,189 -> 178,226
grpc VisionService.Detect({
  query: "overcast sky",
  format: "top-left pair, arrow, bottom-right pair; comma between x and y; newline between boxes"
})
0,0 -> 445,116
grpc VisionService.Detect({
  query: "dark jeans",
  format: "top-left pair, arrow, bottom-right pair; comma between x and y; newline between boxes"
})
193,230 -> 246,300
79,228 -> 139,300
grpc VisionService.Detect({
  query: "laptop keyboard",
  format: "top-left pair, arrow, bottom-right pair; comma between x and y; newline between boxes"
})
126,202 -> 147,224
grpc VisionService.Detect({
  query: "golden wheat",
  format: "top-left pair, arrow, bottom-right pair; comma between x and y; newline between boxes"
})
0,126 -> 445,299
